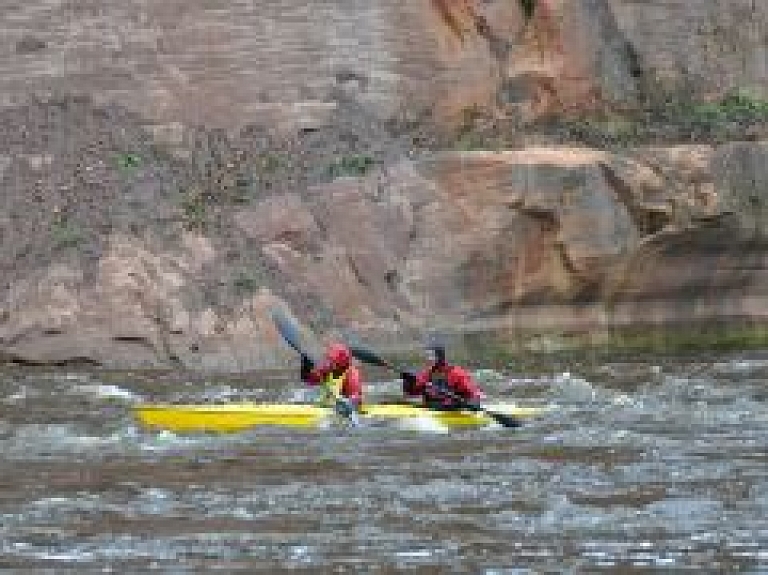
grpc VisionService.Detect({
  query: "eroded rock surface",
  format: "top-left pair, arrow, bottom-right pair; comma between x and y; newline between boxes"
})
0,1 -> 766,368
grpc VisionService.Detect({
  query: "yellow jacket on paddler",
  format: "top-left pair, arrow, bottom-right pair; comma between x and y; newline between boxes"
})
318,370 -> 345,405
301,343 -> 364,407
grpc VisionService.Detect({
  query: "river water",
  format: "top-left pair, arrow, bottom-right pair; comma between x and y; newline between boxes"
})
1,352 -> 767,574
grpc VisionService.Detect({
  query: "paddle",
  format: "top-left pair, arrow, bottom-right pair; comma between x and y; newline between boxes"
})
348,344 -> 522,428
270,308 -> 358,425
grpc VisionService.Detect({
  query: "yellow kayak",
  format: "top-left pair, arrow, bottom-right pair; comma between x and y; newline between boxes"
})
133,402 -> 548,433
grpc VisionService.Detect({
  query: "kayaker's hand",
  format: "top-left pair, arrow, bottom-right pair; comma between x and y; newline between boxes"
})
300,354 -> 314,381
337,398 -> 360,426
334,397 -> 354,419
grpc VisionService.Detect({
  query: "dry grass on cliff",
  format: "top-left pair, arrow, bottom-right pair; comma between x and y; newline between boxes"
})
2,89 -> 766,333
451,88 -> 768,151
0,95 -> 424,330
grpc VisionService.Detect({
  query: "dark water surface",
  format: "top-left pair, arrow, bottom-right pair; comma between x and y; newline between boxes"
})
1,353 -> 767,574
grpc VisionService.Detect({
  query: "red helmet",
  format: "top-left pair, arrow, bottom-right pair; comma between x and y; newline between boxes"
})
326,343 -> 351,368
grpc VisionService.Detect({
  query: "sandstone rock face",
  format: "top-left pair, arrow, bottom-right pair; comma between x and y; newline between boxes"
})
0,0 -> 496,131
609,0 -> 768,100
0,2 -> 767,369
0,233 -> 294,370
383,146 -> 768,333
2,1 -> 764,132
2,140 -> 768,368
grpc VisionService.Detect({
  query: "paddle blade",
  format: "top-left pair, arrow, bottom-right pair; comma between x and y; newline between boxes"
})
270,307 -> 316,362
449,397 -> 522,429
484,410 -> 522,429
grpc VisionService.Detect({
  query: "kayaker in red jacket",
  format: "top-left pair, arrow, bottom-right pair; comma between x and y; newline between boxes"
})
301,342 -> 363,413
401,344 -> 486,409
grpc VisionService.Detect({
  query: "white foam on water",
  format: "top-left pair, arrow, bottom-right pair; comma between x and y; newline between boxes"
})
138,429 -> 204,453
197,384 -> 242,402
2,424 -> 109,457
289,545 -> 314,563
549,372 -> 602,403
53,372 -> 93,383
394,416 -> 451,434
31,550 -> 95,562
2,385 -> 31,403
72,383 -> 142,402
283,387 -> 320,404
713,358 -> 768,374
473,369 -> 505,383
396,549 -> 433,558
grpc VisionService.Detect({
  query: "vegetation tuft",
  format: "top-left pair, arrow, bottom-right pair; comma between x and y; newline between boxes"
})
519,0 -> 537,22
327,154 -> 376,178
233,269 -> 263,295
114,152 -> 142,172
179,187 -> 207,231
551,87 -> 768,149
50,217 -> 84,250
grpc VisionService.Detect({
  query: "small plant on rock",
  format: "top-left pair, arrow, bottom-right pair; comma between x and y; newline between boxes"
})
233,270 -> 262,294
114,152 -> 142,172
50,217 -> 84,249
519,0 -> 537,21
179,187 -> 207,231
327,154 -> 376,178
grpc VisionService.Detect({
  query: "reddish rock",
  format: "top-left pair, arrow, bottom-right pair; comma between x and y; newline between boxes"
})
2,1 -> 763,131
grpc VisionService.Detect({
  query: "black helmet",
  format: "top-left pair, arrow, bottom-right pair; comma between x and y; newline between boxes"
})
426,341 -> 446,364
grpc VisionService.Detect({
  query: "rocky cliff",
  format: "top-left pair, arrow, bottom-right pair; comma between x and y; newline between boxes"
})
1,0 -> 767,369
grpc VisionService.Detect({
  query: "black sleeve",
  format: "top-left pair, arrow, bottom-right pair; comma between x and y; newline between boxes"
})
401,371 -> 418,395
300,354 -> 314,382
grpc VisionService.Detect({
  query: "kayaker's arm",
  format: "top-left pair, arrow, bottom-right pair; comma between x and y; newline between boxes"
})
302,358 -> 334,387
300,354 -> 315,383
401,370 -> 420,396
448,365 -> 486,402
340,366 -> 363,407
